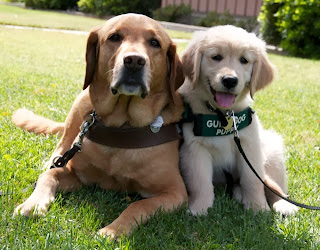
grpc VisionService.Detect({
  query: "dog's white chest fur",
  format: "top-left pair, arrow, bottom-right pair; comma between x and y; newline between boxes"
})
182,122 -> 240,183
178,25 -> 298,216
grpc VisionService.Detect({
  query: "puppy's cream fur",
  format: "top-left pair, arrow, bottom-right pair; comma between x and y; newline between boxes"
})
179,25 -> 298,215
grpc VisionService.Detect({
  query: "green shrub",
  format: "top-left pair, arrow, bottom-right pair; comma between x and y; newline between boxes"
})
277,0 -> 320,59
198,10 -> 258,32
198,10 -> 232,27
259,0 -> 320,59
77,0 -> 161,17
77,0 -> 108,17
236,17 -> 260,32
25,0 -> 78,10
258,0 -> 283,46
4,0 -> 24,2
153,4 -> 192,22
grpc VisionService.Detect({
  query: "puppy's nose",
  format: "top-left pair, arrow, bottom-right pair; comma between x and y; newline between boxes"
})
124,54 -> 146,71
222,76 -> 238,89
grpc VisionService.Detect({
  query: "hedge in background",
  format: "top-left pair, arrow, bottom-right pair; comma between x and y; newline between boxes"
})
153,4 -> 192,23
77,0 -> 161,17
25,0 -> 78,10
198,10 -> 258,32
277,0 -> 320,59
259,0 -> 320,59
258,1 -> 283,46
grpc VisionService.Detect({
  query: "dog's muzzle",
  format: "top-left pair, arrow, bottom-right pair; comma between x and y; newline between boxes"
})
111,53 -> 149,98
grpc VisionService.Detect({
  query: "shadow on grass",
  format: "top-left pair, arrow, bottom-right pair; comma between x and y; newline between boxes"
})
45,185 -> 307,248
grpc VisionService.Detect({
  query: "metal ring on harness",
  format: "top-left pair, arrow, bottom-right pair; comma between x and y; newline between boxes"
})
51,155 -> 63,168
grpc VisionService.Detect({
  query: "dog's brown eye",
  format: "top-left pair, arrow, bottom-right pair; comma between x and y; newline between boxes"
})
108,33 -> 121,42
212,55 -> 223,61
150,38 -> 161,48
240,57 -> 248,64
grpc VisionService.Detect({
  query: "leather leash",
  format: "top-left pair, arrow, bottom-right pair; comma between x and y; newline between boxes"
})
180,102 -> 320,211
230,114 -> 320,210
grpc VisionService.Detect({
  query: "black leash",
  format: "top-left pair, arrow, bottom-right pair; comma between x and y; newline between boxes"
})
0,112 -> 96,197
50,111 -> 96,169
0,141 -> 82,196
50,143 -> 81,169
233,130 -> 320,210
181,103 -> 320,211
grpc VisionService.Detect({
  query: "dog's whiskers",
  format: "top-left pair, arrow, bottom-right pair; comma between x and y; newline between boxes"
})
104,68 -> 114,78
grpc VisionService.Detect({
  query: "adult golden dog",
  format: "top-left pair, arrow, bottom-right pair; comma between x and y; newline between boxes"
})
178,25 -> 298,216
13,14 -> 187,238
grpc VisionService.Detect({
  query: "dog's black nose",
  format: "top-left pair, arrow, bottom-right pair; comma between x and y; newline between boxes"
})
222,76 -> 238,89
124,55 -> 146,71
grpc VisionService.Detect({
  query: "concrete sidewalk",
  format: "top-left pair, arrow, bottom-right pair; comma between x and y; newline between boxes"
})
160,21 -> 284,55
1,24 -> 190,43
1,23 -> 284,55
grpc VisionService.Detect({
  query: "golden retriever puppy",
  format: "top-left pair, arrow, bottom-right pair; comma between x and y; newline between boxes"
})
13,14 -> 187,239
178,25 -> 298,216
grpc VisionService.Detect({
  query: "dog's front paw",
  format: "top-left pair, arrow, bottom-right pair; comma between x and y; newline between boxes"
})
97,226 -> 121,240
273,199 -> 299,216
188,194 -> 214,216
13,196 -> 54,217
242,197 -> 270,212
233,184 -> 243,203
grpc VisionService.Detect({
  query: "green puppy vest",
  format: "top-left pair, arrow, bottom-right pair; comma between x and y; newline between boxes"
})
181,103 -> 254,137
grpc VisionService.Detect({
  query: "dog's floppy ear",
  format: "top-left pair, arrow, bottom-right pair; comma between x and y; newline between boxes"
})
83,27 -> 100,90
181,32 -> 204,88
167,43 -> 185,104
250,50 -> 275,97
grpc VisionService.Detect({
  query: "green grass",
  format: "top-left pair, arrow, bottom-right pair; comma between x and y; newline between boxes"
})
0,10 -> 320,250
0,3 -> 193,39
0,3 -> 106,31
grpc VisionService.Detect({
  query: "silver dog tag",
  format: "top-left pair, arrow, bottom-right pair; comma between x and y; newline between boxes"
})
150,125 -> 160,133
150,115 -> 163,133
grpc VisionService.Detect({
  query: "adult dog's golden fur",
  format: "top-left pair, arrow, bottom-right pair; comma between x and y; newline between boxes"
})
178,25 -> 298,215
13,14 -> 187,238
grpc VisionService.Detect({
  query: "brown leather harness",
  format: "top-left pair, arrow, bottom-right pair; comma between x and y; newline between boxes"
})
50,110 -> 180,169
85,114 -> 180,149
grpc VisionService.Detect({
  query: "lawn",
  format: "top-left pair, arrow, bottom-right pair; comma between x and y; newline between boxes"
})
0,3 -> 193,40
1,6 -> 320,249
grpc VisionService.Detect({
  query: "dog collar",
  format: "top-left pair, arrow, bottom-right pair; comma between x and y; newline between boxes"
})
84,112 -> 180,148
180,102 -> 254,137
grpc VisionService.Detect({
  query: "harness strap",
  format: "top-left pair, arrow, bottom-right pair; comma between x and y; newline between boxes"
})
50,111 -> 180,170
180,102 -> 254,137
85,117 -> 180,148
193,108 -> 253,136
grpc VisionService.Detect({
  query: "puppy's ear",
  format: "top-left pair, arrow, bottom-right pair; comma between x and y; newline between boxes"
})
181,32 -> 204,88
83,27 -> 100,90
167,43 -> 185,104
250,50 -> 275,97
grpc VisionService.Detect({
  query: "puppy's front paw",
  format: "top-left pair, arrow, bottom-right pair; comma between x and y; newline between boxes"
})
273,199 -> 299,216
188,194 -> 214,216
233,184 -> 243,203
242,197 -> 270,212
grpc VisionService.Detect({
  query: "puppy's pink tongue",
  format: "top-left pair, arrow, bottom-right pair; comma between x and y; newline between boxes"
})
215,92 -> 235,108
